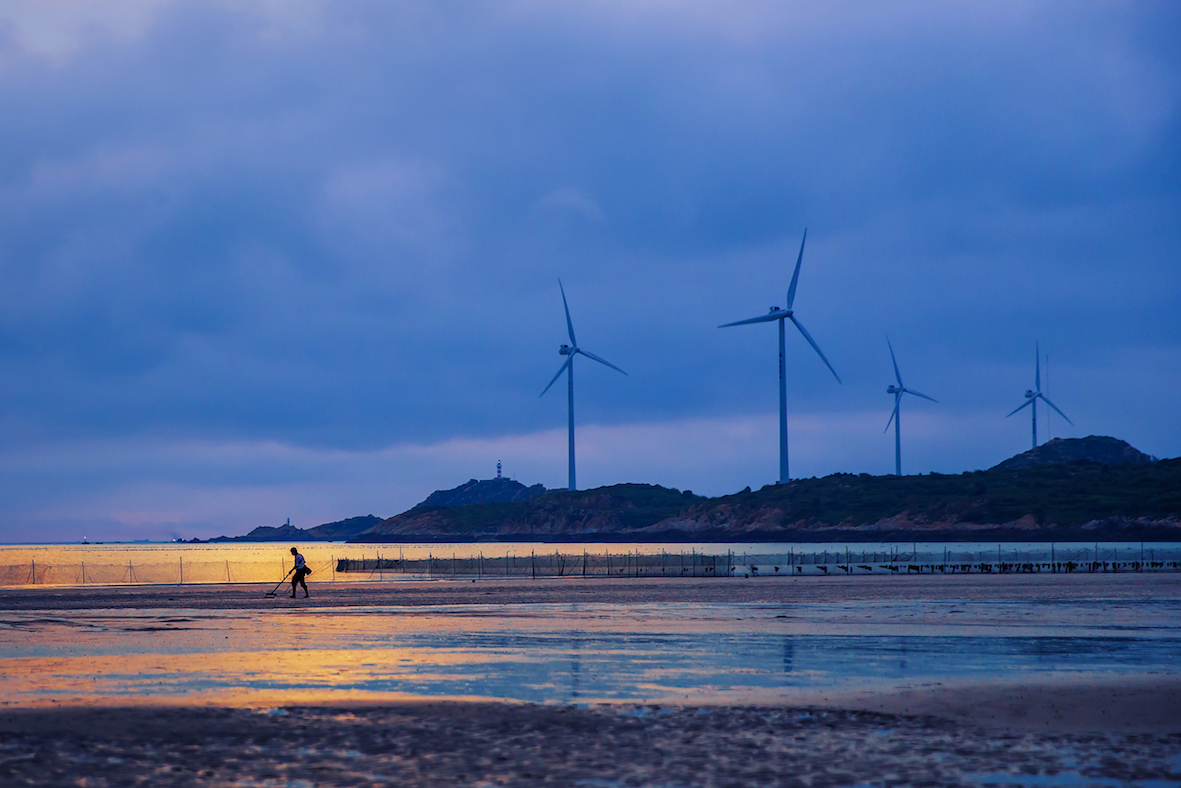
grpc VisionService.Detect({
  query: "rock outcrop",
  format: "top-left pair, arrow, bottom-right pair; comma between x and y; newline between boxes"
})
991,436 -> 1156,471
418,478 -> 548,508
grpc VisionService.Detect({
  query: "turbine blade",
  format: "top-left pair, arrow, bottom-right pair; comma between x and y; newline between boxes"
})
718,312 -> 786,328
1006,399 -> 1034,418
786,228 -> 807,309
790,316 -> 841,383
886,334 -> 903,387
558,279 -> 576,347
1039,394 -> 1073,425
884,398 -> 899,433
904,388 -> 937,403
539,357 -> 572,398
577,349 -> 627,375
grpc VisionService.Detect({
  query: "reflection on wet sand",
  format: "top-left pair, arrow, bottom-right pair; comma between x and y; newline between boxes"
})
1,596 -> 1178,708
3,575 -> 1179,787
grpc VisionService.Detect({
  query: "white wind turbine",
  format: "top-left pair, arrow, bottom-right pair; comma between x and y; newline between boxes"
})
719,229 -> 841,484
883,336 -> 937,476
1006,341 -> 1072,450
540,280 -> 626,491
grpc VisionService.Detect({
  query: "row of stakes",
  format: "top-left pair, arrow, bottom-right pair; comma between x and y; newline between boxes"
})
15,546 -> 1181,586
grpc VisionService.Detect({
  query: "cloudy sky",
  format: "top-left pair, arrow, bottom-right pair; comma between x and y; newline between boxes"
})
0,1 -> 1177,542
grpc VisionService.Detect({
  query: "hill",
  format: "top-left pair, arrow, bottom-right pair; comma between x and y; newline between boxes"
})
991,436 -> 1156,471
352,484 -> 704,542
654,459 -> 1180,541
418,478 -> 548,508
351,453 -> 1180,543
212,515 -> 382,543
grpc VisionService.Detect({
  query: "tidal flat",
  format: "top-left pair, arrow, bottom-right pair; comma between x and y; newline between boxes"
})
1,574 -> 1179,786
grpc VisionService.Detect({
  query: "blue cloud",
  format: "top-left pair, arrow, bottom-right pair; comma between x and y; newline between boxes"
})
0,1 -> 1177,539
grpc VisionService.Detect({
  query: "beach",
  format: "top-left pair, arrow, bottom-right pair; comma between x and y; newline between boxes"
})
2,693 -> 1180,787
1,574 -> 1179,785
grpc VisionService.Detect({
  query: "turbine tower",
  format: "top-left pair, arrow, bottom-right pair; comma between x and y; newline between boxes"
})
540,280 -> 626,491
1006,341 -> 1072,450
883,336 -> 937,476
719,229 -> 841,484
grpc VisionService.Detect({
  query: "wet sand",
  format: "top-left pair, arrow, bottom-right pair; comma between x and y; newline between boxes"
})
2,575 -> 1179,785
0,698 -> 1179,787
3,570 -> 1178,610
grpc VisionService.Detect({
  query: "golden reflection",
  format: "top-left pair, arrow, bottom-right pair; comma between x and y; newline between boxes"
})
4,582 -> 1179,709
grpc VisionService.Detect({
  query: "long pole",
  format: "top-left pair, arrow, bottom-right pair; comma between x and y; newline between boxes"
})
1045,354 -> 1052,440
568,357 -> 576,491
895,396 -> 902,476
778,318 -> 789,484
1031,397 -> 1038,449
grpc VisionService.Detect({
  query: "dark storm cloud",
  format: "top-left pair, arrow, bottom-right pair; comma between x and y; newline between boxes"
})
0,1 -> 1178,538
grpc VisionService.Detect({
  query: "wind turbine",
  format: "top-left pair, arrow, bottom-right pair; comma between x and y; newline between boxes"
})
540,280 -> 626,491
719,229 -> 841,484
1006,341 -> 1072,450
883,336 -> 937,476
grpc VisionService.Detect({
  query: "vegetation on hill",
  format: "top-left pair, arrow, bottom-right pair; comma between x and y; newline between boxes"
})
671,458 -> 1181,532
418,478 -> 548,508
354,484 -> 705,541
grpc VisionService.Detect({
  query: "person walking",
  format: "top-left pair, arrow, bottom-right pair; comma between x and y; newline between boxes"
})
290,547 -> 311,598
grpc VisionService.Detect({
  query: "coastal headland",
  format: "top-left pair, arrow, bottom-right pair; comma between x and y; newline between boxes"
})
205,438 -> 1180,545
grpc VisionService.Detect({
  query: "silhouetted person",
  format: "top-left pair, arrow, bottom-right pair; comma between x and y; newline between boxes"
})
290,547 -> 311,598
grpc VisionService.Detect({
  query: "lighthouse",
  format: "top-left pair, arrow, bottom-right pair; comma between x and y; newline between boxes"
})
496,460 -> 502,479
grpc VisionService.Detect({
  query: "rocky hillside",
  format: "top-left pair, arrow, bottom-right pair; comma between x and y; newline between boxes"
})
352,484 -> 703,542
418,478 -> 548,507
652,459 -> 1180,540
350,440 -> 1179,543
991,436 -> 1156,471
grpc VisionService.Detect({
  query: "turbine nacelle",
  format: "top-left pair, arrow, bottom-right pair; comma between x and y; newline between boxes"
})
1025,390 -> 1035,399
559,344 -> 574,355
886,385 -> 901,395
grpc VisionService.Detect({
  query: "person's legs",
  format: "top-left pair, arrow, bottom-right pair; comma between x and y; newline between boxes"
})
299,574 -> 309,597
290,574 -> 298,597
